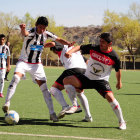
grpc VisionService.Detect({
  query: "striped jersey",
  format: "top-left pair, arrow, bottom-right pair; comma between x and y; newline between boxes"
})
58,45 -> 87,69
80,44 -> 121,81
0,44 -> 10,69
19,27 -> 58,63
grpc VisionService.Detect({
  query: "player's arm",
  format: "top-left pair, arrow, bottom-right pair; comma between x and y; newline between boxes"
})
6,56 -> 11,72
20,24 -> 29,36
116,69 -> 122,90
65,45 -> 81,58
44,42 -> 55,48
56,38 -> 75,47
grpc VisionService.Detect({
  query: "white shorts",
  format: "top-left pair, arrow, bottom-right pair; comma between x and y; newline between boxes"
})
15,61 -> 46,83
0,69 -> 6,79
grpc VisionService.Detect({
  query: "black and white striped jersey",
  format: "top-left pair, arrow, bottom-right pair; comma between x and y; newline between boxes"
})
19,27 -> 58,63
0,44 -> 10,69
80,44 -> 121,81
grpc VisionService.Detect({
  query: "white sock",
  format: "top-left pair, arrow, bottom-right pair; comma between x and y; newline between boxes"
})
64,85 -> 77,107
40,83 -> 54,115
0,78 -> 4,93
5,74 -> 20,107
50,87 -> 68,109
110,99 -> 125,123
77,91 -> 92,118
66,90 -> 79,107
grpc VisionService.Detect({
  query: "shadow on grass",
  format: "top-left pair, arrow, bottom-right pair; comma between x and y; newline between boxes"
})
0,117 -> 118,129
118,93 -> 140,95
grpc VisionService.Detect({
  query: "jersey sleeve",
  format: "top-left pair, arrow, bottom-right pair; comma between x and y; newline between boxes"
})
80,44 -> 95,54
113,52 -> 121,72
46,31 -> 58,41
6,46 -> 10,56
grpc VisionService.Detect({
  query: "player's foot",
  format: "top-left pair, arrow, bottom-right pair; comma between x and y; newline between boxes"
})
57,106 -> 71,119
2,105 -> 9,113
0,93 -> 4,98
119,122 -> 126,130
50,112 -> 59,122
4,78 -> 9,81
75,105 -> 82,113
65,106 -> 78,114
82,116 -> 93,122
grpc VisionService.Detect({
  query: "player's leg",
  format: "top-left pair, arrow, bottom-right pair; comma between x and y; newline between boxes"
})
63,75 -> 81,114
0,69 -> 5,98
50,82 -> 68,109
2,72 -> 22,112
77,90 -> 93,122
32,64 -> 58,122
105,92 -> 126,130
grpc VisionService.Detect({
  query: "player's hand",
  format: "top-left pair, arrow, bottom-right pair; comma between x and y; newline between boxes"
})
7,65 -> 11,72
20,24 -> 26,30
65,52 -> 72,58
116,81 -> 122,90
68,41 -> 75,47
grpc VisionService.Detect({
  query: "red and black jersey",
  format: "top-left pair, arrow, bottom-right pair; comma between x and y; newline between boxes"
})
80,44 -> 121,81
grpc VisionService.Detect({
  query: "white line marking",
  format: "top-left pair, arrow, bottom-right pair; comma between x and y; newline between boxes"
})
0,131 -> 114,140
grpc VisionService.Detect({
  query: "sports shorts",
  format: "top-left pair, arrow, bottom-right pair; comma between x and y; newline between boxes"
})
74,74 -> 112,98
55,68 -> 86,87
15,61 -> 46,83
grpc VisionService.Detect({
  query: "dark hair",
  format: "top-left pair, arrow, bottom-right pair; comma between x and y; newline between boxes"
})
50,41 -> 64,52
0,34 -> 5,39
99,32 -> 112,43
36,16 -> 48,26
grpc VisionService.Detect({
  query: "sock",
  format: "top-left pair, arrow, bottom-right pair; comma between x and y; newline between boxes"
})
50,87 -> 68,109
0,79 -> 4,93
77,91 -> 92,118
66,90 -> 79,107
64,85 -> 77,107
5,74 -> 20,107
5,71 -> 9,79
40,83 -> 54,115
110,99 -> 125,123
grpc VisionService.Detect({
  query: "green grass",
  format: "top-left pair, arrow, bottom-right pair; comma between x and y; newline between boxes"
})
0,66 -> 140,140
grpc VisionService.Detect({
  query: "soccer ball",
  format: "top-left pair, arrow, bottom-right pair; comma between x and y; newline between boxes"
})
5,110 -> 19,125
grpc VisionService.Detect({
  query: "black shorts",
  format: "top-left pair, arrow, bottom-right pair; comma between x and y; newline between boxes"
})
74,74 -> 112,98
55,68 -> 86,87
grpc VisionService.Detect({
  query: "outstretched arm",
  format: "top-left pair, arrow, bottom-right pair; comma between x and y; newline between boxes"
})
20,24 -> 29,36
44,42 -> 55,48
56,38 -> 75,47
65,45 -> 81,58
116,69 -> 122,90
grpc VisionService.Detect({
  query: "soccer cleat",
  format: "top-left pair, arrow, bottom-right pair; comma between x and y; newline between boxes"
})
0,93 -> 4,98
119,122 -> 126,130
65,106 -> 78,114
57,106 -> 71,119
2,105 -> 9,113
4,78 -> 9,81
82,116 -> 93,122
75,105 -> 82,113
50,112 -> 59,122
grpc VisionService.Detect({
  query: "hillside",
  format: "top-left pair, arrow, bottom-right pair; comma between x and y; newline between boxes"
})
63,25 -> 102,45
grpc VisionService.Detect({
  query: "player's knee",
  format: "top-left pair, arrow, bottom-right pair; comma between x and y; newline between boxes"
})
13,74 -> 20,84
63,76 -> 74,85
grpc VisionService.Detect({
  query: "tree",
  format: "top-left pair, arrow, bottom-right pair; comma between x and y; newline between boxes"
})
103,10 -> 140,62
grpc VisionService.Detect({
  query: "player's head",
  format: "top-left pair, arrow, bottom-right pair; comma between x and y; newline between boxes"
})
35,16 -> 48,34
0,34 -> 6,45
99,32 -> 112,44
36,16 -> 48,26
50,41 -> 64,53
99,32 -> 112,50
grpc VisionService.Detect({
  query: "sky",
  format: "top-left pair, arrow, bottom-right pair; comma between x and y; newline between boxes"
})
0,0 -> 140,27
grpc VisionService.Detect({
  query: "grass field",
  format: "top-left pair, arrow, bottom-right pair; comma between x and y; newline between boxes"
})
0,66 -> 140,140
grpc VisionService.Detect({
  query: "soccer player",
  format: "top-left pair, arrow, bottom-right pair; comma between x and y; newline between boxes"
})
50,41 -> 92,122
0,34 -> 11,98
2,16 -> 72,122
4,41 -> 11,81
63,32 -> 126,130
